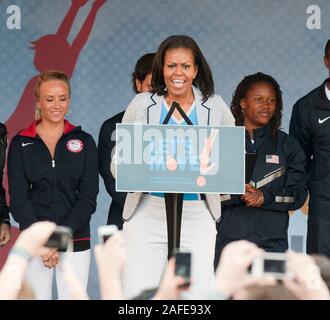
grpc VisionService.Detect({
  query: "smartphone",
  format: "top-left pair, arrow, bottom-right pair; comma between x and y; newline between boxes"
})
174,250 -> 191,288
97,225 -> 118,244
45,226 -> 73,252
251,252 -> 291,280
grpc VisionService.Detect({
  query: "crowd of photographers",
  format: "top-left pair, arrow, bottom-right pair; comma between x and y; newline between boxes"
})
0,221 -> 329,300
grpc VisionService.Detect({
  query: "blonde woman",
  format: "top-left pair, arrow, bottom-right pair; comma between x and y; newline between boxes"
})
8,71 -> 98,299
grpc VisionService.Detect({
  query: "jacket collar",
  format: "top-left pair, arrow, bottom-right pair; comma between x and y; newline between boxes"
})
146,86 -> 211,125
318,79 -> 330,108
252,123 -> 272,139
19,120 -> 77,138
246,123 -> 273,152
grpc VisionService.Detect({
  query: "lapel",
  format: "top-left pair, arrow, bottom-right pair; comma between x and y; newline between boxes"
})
146,87 -> 211,125
193,87 -> 210,125
146,93 -> 162,124
317,79 -> 330,110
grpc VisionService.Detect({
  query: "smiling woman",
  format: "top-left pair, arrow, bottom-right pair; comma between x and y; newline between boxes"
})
7,71 -> 99,300
34,73 -> 72,158
215,72 -> 308,268
35,73 -> 71,121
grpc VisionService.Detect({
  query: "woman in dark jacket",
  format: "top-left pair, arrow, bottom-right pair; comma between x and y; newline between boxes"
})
8,71 -> 98,299
215,73 -> 308,267
0,123 -> 10,247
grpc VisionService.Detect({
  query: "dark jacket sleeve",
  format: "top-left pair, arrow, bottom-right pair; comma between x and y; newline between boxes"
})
63,135 -> 99,233
221,194 -> 244,209
8,136 -> 38,229
0,123 -> 9,222
98,118 -> 126,208
259,136 -> 308,212
289,99 -> 313,173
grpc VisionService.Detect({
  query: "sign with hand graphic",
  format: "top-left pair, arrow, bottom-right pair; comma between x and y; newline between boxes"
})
116,123 -> 245,194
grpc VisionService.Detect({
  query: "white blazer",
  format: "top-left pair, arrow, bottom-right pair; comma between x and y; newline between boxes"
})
111,86 -> 235,222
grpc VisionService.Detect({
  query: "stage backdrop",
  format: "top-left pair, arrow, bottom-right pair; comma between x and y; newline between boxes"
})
0,0 -> 329,299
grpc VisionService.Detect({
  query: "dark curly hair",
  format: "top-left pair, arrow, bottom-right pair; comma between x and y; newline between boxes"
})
131,53 -> 156,94
230,72 -> 283,136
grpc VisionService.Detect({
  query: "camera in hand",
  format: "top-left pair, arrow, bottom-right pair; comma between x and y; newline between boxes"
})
45,226 -> 73,252
251,252 -> 291,280
97,225 -> 118,244
174,249 -> 191,288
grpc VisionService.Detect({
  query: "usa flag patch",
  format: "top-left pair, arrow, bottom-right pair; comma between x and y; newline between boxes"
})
266,155 -> 279,164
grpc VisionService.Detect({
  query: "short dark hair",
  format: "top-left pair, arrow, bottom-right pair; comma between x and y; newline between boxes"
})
230,72 -> 283,136
152,35 -> 214,102
325,39 -> 330,58
131,53 -> 156,93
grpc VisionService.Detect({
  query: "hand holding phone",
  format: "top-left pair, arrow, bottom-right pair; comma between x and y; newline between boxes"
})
174,250 -> 191,288
45,226 -> 73,252
97,225 -> 118,244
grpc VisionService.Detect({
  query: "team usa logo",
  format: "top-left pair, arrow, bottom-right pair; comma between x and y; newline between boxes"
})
66,139 -> 83,153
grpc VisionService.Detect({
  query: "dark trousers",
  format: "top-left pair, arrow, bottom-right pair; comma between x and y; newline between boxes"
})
307,218 -> 330,258
214,225 -> 288,270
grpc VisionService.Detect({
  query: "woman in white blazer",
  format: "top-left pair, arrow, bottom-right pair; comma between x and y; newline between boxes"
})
112,35 -> 235,298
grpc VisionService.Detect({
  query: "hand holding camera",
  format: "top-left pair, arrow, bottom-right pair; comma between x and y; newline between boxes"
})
153,255 -> 190,300
95,226 -> 126,275
282,251 -> 330,300
97,225 -> 118,244
215,240 -> 275,297
12,221 -> 57,258
42,225 -> 73,268
250,252 -> 292,280
173,249 -> 191,289
94,228 -> 126,300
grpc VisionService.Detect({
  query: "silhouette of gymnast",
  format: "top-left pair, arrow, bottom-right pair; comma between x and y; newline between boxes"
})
5,0 -> 106,141
0,1 -> 105,249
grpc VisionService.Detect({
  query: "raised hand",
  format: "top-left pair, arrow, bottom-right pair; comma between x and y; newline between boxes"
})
199,128 -> 219,175
215,240 -> 275,297
283,251 -> 330,300
94,232 -> 126,299
60,259 -> 90,300
93,0 -> 106,9
13,221 -> 57,258
153,257 -> 188,300
72,0 -> 88,7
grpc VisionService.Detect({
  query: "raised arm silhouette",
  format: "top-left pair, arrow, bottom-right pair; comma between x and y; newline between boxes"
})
5,0 -> 106,141
2,0 -> 106,212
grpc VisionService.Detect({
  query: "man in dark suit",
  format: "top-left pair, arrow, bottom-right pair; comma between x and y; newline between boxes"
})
289,39 -> 330,257
98,53 -> 155,229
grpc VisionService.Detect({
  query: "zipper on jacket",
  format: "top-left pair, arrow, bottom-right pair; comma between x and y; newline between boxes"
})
52,160 -> 55,168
